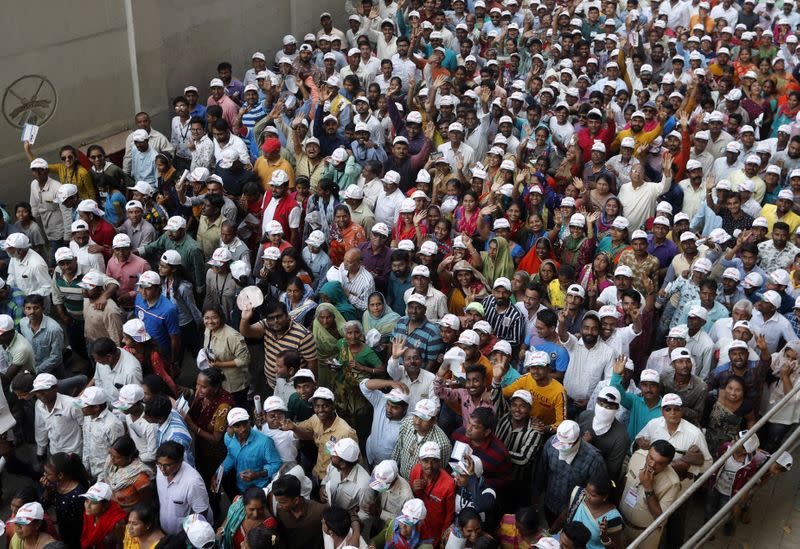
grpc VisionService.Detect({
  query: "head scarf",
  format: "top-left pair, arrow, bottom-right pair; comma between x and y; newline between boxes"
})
313,302 -> 347,362
363,292 -> 402,337
318,280 -> 358,320
453,260 -> 489,288
518,236 -> 560,275
481,236 -> 516,283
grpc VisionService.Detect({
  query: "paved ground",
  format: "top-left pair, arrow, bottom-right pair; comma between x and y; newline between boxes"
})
684,448 -> 800,548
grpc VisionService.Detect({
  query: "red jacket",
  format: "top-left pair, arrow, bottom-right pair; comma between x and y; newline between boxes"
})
709,442 -> 768,497
260,191 -> 299,239
410,463 -> 456,543
576,120 -> 617,164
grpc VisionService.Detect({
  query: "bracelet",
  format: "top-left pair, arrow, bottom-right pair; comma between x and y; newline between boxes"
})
601,537 -> 612,546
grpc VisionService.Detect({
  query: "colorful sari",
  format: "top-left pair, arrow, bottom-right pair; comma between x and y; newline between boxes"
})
518,236 -> 560,275
335,339 -> 381,424
220,495 -> 278,549
329,221 -> 367,266
454,206 -> 481,236
80,501 -> 127,549
188,388 -> 234,478
280,284 -> 317,326
596,235 -> 631,265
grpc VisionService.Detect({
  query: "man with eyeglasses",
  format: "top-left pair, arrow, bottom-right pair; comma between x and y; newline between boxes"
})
634,392 -> 711,546
155,440 -> 211,535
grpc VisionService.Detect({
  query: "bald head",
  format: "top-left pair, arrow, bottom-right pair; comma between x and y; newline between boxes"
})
343,249 -> 363,273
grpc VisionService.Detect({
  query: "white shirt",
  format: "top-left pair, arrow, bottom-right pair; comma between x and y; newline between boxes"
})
603,325 -> 640,358
354,113 -> 385,146
213,135 -> 251,166
645,347 -> 672,374
82,408 -> 125,477
387,357 -> 438,410
617,178 -> 671,230
171,116 -> 192,160
686,329 -> 715,378
709,317 -> 734,343
93,348 -> 144,402
751,310 -> 796,353
125,413 -> 158,463
261,196 -> 302,235
636,416 -> 712,485
157,462 -> 211,535
361,176 -> 384,211
69,239 -> 105,273
661,0 -> 692,29
374,188 -> 405,228
262,426 -> 298,463
8,249 -> 52,297
709,3 -> 738,26
562,333 -> 616,401
438,141 -> 476,174
404,285 -> 448,322
322,463 -> 374,521
35,393 -> 83,456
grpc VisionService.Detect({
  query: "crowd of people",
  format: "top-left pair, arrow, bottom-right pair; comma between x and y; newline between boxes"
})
4,0 -> 800,546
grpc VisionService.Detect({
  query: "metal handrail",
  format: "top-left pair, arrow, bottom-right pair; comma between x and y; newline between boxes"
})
628,377 -> 800,548
681,423 -> 800,547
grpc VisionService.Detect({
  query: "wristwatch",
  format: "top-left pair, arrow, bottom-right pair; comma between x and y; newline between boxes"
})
644,490 -> 655,498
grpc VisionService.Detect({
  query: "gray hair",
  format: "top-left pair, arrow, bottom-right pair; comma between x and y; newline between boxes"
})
732,299 -> 753,314
343,320 -> 363,334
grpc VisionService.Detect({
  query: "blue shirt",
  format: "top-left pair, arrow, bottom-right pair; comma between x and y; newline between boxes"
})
610,372 -> 662,443
19,315 -> 64,375
190,104 -> 207,121
360,380 -> 405,465
157,410 -> 195,466
530,340 -> 570,373
391,316 -> 444,364
387,272 -> 413,316
135,294 -> 181,360
131,147 -> 158,188
223,428 -> 282,492
103,191 -> 127,226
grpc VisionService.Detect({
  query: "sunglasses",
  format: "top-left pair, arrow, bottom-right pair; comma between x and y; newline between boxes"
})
61,155 -> 74,161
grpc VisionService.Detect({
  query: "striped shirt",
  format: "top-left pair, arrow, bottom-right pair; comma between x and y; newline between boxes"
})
451,429 -> 513,491
341,266 -> 375,312
0,286 -> 26,327
391,317 -> 444,365
493,395 -> 546,481
261,320 -> 316,388
157,410 -> 195,466
481,296 -> 526,351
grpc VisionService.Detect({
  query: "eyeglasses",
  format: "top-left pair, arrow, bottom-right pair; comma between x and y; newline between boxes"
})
156,461 -> 179,470
61,155 -> 74,161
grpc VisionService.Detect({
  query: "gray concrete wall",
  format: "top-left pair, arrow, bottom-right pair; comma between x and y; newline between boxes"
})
0,0 -> 345,204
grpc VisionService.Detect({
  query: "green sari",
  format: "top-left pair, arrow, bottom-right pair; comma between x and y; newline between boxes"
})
334,339 -> 382,422
480,236 -> 516,283
312,303 -> 346,388
362,291 -> 401,342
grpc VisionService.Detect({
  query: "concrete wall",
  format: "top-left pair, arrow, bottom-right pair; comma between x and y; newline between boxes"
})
0,0 -> 345,204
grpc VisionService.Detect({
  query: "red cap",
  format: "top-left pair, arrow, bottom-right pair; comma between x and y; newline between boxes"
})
261,137 -> 281,154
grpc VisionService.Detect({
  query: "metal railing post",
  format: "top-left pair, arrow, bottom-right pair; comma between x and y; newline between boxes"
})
680,424 -> 800,548
627,379 -> 800,548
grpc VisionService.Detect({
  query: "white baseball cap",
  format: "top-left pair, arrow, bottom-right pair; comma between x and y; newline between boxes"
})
331,438 -> 360,462
227,407 -> 250,426
31,373 -> 58,392
418,441 -> 441,459
54,247 -> 75,263
136,271 -> 161,288
122,318 -> 151,343
264,396 -> 288,413
3,233 -> 30,250
112,384 -> 146,410
311,387 -> 335,402
305,230 -> 326,247
640,369 -> 660,383
412,399 -> 438,421
164,216 -> 187,232
76,386 -> 108,407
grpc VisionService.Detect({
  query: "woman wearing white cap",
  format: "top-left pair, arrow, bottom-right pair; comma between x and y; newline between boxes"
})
8,501 -> 55,548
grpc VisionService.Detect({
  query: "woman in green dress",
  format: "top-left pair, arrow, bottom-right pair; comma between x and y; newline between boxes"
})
334,320 -> 386,445
312,303 -> 346,388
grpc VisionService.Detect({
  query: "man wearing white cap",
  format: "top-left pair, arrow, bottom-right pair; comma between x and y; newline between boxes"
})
359,379 -> 409,465
222,407 -> 282,492
610,356 -> 665,440
120,112 -> 172,176
281,387 -> 358,480
357,222 -> 392,292
558,310 -> 616,415
106,233 -> 149,310
118,196 -> 158,246
760,191 -> 800,236
32,372 -> 83,459
134,271 -> 182,368
78,386 -> 125,477
139,216 -> 206,292
386,336 -> 436,412
5,233 -> 52,299
113,382 -> 157,463
403,265 -> 447,322
343,183 -> 375,235
483,277 -> 526,353
578,385 -> 630,481
207,77 -> 240,131
28,158 -> 66,248
127,128 -> 159,188
534,419 -> 606,525
658,347 -> 707,424
437,120 -> 476,175
69,219 -> 105,272
390,294 -> 444,372
606,135 -> 641,186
